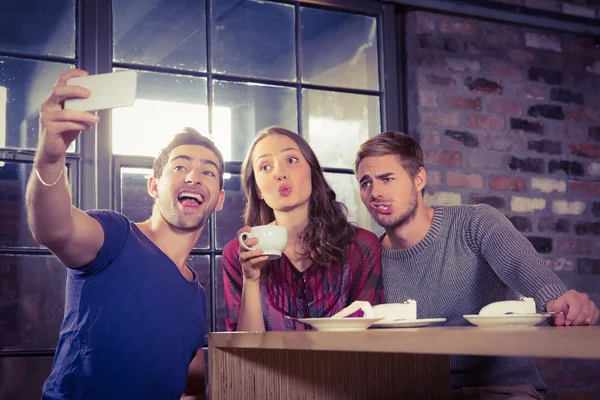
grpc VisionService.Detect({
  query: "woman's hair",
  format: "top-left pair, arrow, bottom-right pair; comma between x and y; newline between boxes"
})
241,126 -> 356,266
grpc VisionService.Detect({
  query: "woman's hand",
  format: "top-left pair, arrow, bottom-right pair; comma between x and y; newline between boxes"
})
238,226 -> 270,282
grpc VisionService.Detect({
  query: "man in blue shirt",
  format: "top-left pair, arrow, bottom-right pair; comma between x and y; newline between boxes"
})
26,69 -> 224,399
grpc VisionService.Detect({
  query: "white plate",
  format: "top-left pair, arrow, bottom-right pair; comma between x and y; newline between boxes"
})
297,317 -> 384,332
463,314 -> 548,327
370,318 -> 447,328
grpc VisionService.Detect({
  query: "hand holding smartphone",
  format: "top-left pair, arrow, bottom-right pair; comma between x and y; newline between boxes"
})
64,71 -> 137,112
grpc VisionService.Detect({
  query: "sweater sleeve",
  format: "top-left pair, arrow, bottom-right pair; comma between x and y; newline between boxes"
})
464,204 -> 567,310
221,239 -> 244,331
348,228 -> 385,306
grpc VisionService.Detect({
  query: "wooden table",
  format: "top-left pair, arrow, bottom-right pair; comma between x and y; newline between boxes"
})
209,326 -> 600,400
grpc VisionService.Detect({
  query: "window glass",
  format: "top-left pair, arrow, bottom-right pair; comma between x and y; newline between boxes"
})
324,172 -> 371,229
0,57 -> 72,150
301,8 -> 379,90
0,0 -> 75,57
215,174 -> 244,250
213,80 -> 297,161
302,89 -> 380,169
212,0 -> 295,80
113,0 -> 207,71
0,162 -> 73,248
0,356 -> 54,399
0,255 -> 66,351
112,70 -> 209,157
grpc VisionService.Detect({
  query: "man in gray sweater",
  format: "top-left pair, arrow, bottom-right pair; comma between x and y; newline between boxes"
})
354,131 -> 599,399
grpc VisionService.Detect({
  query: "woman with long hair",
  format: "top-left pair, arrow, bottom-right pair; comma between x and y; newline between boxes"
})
222,126 -> 383,331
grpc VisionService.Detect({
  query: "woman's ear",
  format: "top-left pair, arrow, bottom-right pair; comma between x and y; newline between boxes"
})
256,185 -> 263,199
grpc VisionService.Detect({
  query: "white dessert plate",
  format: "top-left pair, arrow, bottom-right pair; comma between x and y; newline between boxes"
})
463,314 -> 549,327
298,317 -> 384,332
370,318 -> 447,328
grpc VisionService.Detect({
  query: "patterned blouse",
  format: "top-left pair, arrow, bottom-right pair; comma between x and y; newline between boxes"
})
222,227 -> 384,331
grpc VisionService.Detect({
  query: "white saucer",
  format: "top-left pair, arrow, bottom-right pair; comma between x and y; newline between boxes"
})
370,318 -> 447,328
298,317 -> 384,332
463,314 -> 548,327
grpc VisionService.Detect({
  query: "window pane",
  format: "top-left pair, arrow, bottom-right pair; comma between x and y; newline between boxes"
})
303,89 -> 380,169
0,356 -> 54,400
0,1 -> 75,57
215,174 -> 244,250
112,70 -> 208,157
301,8 -> 379,90
119,167 -> 210,249
213,80 -> 297,161
113,0 -> 207,71
324,172 -> 371,229
188,255 -> 210,344
0,255 -> 66,351
212,0 -> 295,80
0,162 -> 72,248
0,57 -> 72,150
215,255 -> 226,332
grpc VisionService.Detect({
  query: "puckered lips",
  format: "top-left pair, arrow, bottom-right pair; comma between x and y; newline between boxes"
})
370,201 -> 393,215
177,189 -> 205,208
278,184 -> 292,197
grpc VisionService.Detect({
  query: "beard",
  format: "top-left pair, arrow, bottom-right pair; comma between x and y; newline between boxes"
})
372,186 -> 419,230
158,198 -> 214,231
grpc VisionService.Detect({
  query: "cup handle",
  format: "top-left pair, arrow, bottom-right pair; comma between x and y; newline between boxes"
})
238,232 -> 254,251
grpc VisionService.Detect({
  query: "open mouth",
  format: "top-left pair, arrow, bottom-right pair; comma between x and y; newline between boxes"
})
178,192 -> 204,206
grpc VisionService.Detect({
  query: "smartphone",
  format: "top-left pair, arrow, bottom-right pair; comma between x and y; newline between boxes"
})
64,70 -> 137,112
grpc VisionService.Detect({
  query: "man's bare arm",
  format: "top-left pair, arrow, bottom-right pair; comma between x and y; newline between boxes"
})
181,350 -> 206,400
26,69 -> 104,268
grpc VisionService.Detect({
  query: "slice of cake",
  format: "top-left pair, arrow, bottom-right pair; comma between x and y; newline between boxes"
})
478,296 -> 536,316
373,300 -> 417,321
330,301 -> 375,319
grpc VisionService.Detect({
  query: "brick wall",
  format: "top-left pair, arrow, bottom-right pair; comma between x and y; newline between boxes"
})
406,10 -> 600,399
495,0 -> 600,17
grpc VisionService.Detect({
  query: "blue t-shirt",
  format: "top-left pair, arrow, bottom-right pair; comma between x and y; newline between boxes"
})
42,210 -> 207,400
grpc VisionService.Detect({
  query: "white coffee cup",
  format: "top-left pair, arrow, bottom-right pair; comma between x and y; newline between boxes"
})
238,225 -> 288,260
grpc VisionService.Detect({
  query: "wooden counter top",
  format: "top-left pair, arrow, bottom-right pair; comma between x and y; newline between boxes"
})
209,326 -> 600,360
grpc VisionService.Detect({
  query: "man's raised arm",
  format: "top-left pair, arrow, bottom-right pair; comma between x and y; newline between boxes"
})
26,69 -> 104,269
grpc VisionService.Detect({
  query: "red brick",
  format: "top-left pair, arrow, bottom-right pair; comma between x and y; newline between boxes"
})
524,0 -> 560,12
508,49 -> 538,63
486,61 -> 523,80
421,130 -> 441,146
559,390 -> 597,400
444,95 -> 481,110
567,108 -> 600,124
480,132 -> 521,152
424,151 -> 462,167
440,19 -> 476,36
467,152 -> 505,169
446,171 -> 483,188
557,238 -> 591,254
468,114 -> 505,132
568,181 -> 600,196
569,143 -> 600,158
553,124 -> 586,141
426,170 -> 441,186
419,90 -> 438,107
520,86 -> 546,101
485,29 -> 520,46
420,110 -> 460,127
489,175 -> 525,191
488,99 -> 523,117
415,12 -> 436,34
425,74 -> 457,86
567,36 -> 600,57
416,52 -> 437,67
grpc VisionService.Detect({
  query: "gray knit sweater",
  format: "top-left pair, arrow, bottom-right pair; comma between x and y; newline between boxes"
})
380,204 -> 567,394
